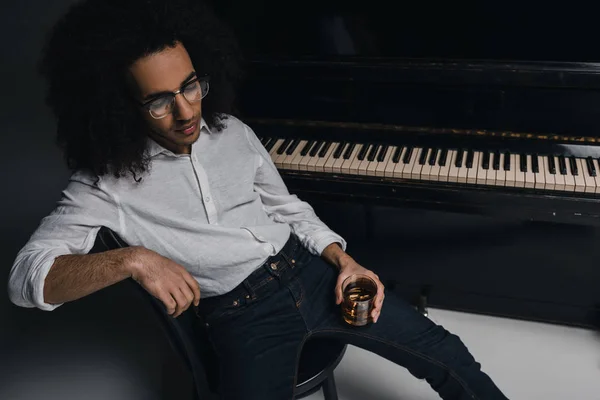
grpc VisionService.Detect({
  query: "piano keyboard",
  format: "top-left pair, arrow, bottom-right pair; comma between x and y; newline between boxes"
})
260,137 -> 600,194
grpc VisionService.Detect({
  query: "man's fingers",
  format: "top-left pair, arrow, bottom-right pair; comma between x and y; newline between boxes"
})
171,288 -> 189,318
161,292 -> 177,315
182,273 -> 201,306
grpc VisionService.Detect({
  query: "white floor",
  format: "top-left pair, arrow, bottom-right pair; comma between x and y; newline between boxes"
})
306,308 -> 600,400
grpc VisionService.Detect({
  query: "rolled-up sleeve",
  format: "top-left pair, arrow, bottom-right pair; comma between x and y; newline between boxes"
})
244,124 -> 347,256
7,171 -> 121,311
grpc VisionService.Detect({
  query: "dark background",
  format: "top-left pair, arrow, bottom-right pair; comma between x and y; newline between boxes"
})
2,1 -> 600,399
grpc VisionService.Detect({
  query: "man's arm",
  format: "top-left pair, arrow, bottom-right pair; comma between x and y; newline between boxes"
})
43,247 -> 138,305
244,124 -> 347,256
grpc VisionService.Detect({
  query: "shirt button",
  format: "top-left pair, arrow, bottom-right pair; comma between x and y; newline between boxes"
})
205,196 -> 211,202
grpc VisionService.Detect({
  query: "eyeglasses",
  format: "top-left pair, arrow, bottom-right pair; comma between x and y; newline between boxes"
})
139,76 -> 210,119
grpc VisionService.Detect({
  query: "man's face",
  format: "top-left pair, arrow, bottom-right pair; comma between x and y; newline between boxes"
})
129,42 -> 203,154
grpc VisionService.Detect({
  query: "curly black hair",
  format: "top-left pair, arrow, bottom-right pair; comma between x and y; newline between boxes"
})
39,0 -> 243,179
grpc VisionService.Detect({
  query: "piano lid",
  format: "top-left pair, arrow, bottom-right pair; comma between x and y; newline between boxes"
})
207,1 -> 600,140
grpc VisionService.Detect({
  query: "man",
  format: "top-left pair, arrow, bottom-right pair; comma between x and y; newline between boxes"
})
8,0 -> 508,399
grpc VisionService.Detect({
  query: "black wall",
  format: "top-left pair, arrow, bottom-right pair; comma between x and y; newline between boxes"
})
0,2 -> 192,399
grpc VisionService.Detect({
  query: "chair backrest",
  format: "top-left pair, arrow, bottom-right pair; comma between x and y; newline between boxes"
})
90,226 -> 218,399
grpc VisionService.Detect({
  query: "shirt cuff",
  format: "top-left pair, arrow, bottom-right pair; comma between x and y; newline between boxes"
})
305,232 -> 347,256
31,253 -> 65,311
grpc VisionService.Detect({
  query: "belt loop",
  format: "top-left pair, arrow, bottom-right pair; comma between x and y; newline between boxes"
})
242,280 -> 256,301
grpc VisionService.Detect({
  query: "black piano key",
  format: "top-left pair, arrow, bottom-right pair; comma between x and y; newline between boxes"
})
548,155 -> 556,174
438,149 -> 448,167
465,149 -> 474,168
455,149 -> 464,168
503,151 -> 511,171
558,155 -> 567,175
586,156 -> 596,177
309,141 -> 324,157
262,137 -> 272,148
357,143 -> 370,161
428,148 -> 438,165
286,139 -> 300,155
367,144 -> 380,161
519,153 -> 527,172
276,138 -> 292,155
569,156 -> 578,176
531,154 -> 539,173
481,151 -> 490,170
265,138 -> 277,152
402,147 -> 413,163
301,140 -> 314,156
418,148 -> 429,165
392,146 -> 403,163
377,145 -> 389,162
333,142 -> 346,159
492,150 -> 500,170
318,141 -> 332,157
343,143 -> 356,159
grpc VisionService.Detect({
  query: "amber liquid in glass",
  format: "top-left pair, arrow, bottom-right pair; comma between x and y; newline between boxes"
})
342,283 -> 376,326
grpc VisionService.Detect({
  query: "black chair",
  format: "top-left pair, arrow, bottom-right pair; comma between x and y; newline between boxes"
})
90,226 -> 347,399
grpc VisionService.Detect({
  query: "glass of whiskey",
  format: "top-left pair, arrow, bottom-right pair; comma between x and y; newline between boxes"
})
341,274 -> 377,326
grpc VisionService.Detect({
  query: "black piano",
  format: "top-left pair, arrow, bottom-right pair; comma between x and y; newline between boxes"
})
207,2 -> 600,329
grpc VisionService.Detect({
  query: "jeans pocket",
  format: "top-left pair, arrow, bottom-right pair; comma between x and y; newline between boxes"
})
204,298 -> 246,326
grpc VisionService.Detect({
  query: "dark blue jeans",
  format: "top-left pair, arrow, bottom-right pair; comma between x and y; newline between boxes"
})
195,234 -> 508,400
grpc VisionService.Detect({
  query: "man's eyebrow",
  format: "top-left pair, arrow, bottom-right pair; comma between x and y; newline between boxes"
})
143,71 -> 197,101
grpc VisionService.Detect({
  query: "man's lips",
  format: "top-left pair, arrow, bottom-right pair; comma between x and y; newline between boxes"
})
176,120 -> 199,135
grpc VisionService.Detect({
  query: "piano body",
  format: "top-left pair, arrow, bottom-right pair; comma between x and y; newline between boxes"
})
208,2 -> 600,328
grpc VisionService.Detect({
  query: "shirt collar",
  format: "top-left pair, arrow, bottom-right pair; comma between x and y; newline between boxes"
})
146,117 -> 210,158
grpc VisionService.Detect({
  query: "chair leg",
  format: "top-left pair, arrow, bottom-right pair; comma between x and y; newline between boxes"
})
321,373 -> 338,400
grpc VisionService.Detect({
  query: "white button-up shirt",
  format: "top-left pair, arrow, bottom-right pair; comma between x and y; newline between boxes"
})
8,116 -> 346,311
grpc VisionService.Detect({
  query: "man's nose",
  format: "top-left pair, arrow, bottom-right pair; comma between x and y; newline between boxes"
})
173,94 -> 195,120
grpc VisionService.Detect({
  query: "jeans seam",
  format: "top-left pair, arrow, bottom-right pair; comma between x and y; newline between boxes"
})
315,328 -> 479,400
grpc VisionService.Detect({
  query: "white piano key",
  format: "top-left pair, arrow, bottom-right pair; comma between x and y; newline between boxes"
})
322,142 -> 340,173
485,153 -> 497,186
439,150 -> 454,182
331,143 -> 349,174
357,144 -> 373,176
341,144 -> 361,174
582,158 -> 597,193
410,148 -> 426,180
377,145 -> 395,177
514,155 -> 526,188
273,140 -> 293,165
402,148 -> 419,179
392,147 -> 408,178
563,157 -> 576,191
542,156 -> 555,191
573,158 -> 587,193
505,154 -> 516,187
429,150 -> 442,181
420,149 -> 435,181
268,139 -> 285,161
476,152 -> 487,185
366,147 -> 381,177
553,156 -> 566,191
383,146 -> 406,178
348,144 -> 365,175
448,150 -> 461,183
315,142 -> 337,172
533,155 -> 545,190
457,152 -> 468,183
524,155 -> 535,189
466,152 -> 480,184
493,153 -> 506,186
280,139 -> 304,170
593,159 -> 600,194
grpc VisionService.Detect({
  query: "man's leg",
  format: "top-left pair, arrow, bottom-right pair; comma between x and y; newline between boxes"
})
201,280 -> 308,400
297,256 -> 509,400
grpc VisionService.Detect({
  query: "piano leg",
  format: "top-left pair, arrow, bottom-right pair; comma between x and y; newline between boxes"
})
417,285 -> 431,317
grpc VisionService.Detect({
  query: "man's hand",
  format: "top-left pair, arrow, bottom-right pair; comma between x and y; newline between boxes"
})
334,259 -> 385,323
128,247 -> 201,318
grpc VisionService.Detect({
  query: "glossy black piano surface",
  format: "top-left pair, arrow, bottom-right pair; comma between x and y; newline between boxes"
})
207,2 -> 600,328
